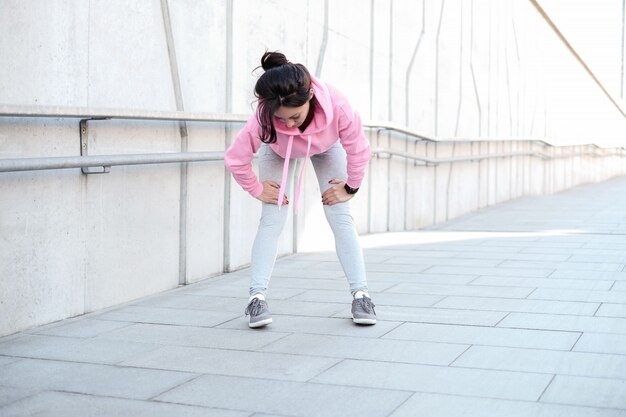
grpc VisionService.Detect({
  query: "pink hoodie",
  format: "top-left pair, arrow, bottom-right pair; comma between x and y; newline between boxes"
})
225,77 -> 371,208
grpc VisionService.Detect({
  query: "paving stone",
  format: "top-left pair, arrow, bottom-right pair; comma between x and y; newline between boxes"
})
452,345 -> 626,379
25,318 -> 132,338
259,276 -> 393,292
95,323 -> 288,350
528,288 -> 626,303
584,242 -> 626,250
155,374 -> 410,417
0,391 -> 248,417
573,333 -> 626,355
411,244 -> 524,253
358,254 -> 397,263
480,240 -> 583,249
541,375 -> 626,409
331,305 -> 507,326
388,392 -> 626,417
291,289 -> 442,307
0,334 -> 160,365
463,244 -> 536,254
0,385 -> 38,408
367,272 -> 477,285
318,261 -> 434,274
270,268 -> 346,279
254,299 -> 346,318
185,286 -> 305,300
188,279 -> 251,292
218,315 -> 401,338
596,303 -> 626,318
382,256 -> 502,267
0,356 -> 19,367
521,247 -> 626,256
500,260 -> 625,272
364,249 -> 462,258
94,306 -> 241,327
386,283 -> 534,298
133,294 -> 245,313
261,333 -> 468,365
121,345 -> 339,382
424,266 -> 555,277
0,334 -> 21,345
288,252 -> 339,261
539,235 -> 626,244
498,312 -> 626,334
551,270 -> 626,281
273,259 -> 322,269
383,322 -> 580,350
471,276 -> 614,290
367,292 -> 445,307
311,359 -> 552,401
434,296 -> 600,315
251,414 -> 298,417
568,254 -> 626,263
278,289 -> 355,304
17,316 -> 84,335
191,273 -> 248,285
389,240 -> 475,249
613,281 -> 626,291
0,358 -> 197,400
457,251 -> 572,262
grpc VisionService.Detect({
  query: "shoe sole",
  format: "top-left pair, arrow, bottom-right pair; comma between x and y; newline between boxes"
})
353,318 -> 377,325
249,318 -> 272,328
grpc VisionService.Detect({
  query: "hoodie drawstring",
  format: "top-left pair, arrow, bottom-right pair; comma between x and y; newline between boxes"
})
277,135 -> 293,209
277,134 -> 311,211
294,135 -> 311,210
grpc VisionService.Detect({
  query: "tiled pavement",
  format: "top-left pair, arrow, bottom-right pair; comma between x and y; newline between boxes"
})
2,176 -> 626,416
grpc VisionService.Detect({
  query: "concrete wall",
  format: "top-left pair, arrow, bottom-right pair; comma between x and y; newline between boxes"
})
1,0 -> 625,336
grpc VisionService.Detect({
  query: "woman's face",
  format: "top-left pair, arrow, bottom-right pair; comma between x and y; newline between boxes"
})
274,101 -> 310,129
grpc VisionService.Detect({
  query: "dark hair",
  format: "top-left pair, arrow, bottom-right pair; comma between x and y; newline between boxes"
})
255,51 -> 312,143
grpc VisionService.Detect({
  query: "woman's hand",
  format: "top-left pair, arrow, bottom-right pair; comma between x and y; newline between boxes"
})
256,180 -> 289,205
322,179 -> 354,206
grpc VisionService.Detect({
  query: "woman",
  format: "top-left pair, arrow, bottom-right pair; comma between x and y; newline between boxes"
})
225,51 -> 376,328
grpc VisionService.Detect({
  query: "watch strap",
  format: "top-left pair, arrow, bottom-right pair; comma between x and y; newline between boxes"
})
344,183 -> 359,194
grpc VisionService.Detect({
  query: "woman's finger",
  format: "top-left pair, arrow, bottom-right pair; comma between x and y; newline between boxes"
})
322,189 -> 334,199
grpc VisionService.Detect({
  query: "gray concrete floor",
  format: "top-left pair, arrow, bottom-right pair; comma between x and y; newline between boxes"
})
2,176 -> 626,416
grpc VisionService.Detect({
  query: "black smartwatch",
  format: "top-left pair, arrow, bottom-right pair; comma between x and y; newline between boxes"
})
344,183 -> 359,195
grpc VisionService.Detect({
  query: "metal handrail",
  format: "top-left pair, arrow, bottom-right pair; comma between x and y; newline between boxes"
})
0,105 -> 440,143
1,104 -> 625,174
0,105 -> 249,124
0,104 -> 603,148
371,148 -> 624,165
1,145 -> 621,174
0,149 -> 542,173
0,151 -> 224,173
371,149 -> 548,164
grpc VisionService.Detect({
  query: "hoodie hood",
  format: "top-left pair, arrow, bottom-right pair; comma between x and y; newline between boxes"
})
272,77 -> 334,137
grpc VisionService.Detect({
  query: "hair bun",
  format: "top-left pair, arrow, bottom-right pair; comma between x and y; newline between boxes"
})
261,51 -> 289,70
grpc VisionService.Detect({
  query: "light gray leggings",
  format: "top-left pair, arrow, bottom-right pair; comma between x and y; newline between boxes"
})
250,142 -> 368,297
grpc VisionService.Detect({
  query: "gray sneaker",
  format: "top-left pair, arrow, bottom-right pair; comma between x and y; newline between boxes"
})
352,296 -> 377,325
245,297 -> 272,328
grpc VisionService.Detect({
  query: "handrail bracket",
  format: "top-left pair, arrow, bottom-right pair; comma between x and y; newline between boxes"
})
80,118 -> 111,174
